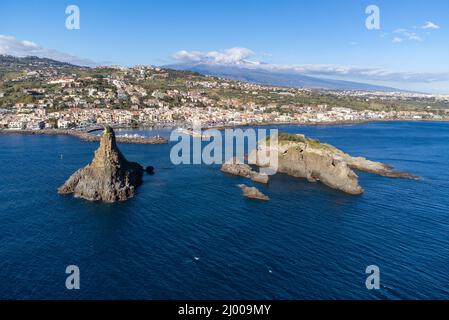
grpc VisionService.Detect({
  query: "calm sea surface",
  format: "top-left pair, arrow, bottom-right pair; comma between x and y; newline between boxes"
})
0,121 -> 448,299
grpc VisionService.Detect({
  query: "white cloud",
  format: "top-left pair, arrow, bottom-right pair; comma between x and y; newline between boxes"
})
173,47 -> 254,65
393,28 -> 407,34
408,34 -> 423,41
173,47 -> 449,83
392,37 -> 403,43
393,29 -> 423,41
422,21 -> 440,29
0,34 -> 96,67
392,22 -> 440,43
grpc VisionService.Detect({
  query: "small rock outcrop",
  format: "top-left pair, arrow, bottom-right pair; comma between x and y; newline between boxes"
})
145,166 -> 155,175
221,157 -> 269,184
238,184 -> 269,201
250,173 -> 269,184
58,126 -> 144,202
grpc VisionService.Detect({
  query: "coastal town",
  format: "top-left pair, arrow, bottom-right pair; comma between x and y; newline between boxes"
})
1,55 -> 448,132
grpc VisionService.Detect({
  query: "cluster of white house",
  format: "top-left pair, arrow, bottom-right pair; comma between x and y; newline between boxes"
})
1,103 -> 445,131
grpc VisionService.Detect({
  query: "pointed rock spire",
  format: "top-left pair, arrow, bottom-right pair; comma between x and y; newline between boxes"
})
58,126 -> 144,202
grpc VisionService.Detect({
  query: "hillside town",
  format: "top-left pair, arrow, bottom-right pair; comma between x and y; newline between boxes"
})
1,56 -> 448,131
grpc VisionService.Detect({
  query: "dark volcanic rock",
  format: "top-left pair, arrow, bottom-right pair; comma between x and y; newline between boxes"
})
58,126 -> 143,202
145,166 -> 155,175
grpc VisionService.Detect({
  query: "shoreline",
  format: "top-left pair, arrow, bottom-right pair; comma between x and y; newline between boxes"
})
1,119 -> 447,143
0,128 -> 168,144
203,118 -> 449,131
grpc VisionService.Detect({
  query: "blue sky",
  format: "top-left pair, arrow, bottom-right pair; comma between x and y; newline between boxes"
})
0,0 -> 448,93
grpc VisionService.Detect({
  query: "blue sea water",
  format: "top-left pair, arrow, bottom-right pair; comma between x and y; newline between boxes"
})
0,121 -> 448,300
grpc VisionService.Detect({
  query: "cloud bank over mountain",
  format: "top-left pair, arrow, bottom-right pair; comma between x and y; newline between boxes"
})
173,47 -> 449,84
0,35 -> 96,67
173,48 -> 254,65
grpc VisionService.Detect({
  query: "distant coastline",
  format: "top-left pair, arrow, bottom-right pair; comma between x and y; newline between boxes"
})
1,119 -> 448,143
0,128 -> 168,144
203,118 -> 449,131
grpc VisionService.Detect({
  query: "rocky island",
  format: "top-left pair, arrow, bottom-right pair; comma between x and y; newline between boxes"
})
223,132 -> 419,196
58,126 -> 144,202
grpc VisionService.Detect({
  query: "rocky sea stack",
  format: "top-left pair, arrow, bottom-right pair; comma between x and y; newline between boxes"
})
58,126 -> 144,202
